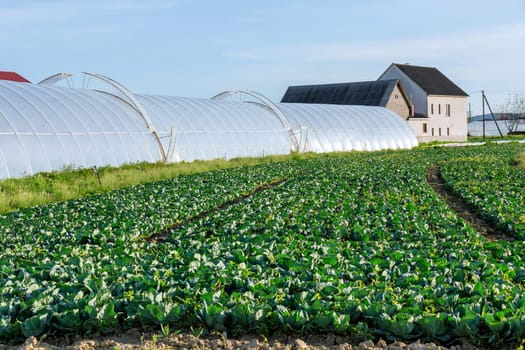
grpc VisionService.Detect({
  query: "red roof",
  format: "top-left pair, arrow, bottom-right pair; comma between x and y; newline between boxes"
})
0,71 -> 31,83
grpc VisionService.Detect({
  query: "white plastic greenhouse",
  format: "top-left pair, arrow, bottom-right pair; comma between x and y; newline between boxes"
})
0,74 -> 418,179
468,120 -> 525,137
277,103 -> 417,152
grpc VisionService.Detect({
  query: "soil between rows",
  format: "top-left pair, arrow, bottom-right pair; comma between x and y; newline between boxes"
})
6,331 -> 507,350
148,177 -> 289,243
425,165 -> 514,242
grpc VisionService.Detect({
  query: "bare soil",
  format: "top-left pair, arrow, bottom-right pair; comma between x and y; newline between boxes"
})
2,331 -> 492,350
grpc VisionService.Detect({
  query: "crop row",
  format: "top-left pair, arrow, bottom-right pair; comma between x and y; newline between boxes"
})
0,160 -> 301,248
159,147 -> 525,343
0,160 -> 302,339
439,145 -> 525,238
0,143 -> 524,344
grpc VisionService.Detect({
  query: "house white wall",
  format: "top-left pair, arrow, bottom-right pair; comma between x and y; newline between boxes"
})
425,96 -> 468,142
379,65 -> 468,142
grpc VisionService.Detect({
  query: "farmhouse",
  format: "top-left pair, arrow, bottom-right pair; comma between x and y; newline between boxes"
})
282,64 -> 469,142
379,63 -> 469,142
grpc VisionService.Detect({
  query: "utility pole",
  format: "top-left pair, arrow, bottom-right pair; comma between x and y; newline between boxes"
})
482,91 -> 504,138
482,90 -> 485,140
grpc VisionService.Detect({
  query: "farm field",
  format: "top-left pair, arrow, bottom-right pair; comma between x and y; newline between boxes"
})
0,143 -> 524,347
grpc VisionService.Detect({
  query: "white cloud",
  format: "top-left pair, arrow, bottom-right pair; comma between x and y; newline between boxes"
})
223,23 -> 525,64
0,0 -> 184,45
0,0 -> 178,27
221,23 -> 525,112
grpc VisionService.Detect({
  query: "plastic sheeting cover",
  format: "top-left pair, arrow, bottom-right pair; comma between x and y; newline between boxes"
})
0,81 -> 160,179
136,95 -> 292,162
0,80 -> 418,180
277,103 -> 418,152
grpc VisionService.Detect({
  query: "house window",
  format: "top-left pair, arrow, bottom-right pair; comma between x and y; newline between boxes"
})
446,104 -> 451,117
432,128 -> 434,136
438,104 -> 441,115
430,104 -> 434,114
423,123 -> 427,133
447,128 -> 450,136
439,128 -> 442,136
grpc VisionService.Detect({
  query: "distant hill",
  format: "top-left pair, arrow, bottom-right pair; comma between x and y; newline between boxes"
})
468,114 -> 525,136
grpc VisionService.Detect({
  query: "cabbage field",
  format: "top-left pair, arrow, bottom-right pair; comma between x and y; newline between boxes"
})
0,143 -> 524,346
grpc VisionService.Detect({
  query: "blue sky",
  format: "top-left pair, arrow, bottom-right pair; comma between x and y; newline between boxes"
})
1,0 -> 524,115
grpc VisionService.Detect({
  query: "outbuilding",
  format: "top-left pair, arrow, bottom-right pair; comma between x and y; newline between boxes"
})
281,79 -> 412,119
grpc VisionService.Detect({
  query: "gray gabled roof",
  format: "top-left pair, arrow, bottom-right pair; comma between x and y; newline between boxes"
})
281,79 -> 403,106
388,64 -> 469,97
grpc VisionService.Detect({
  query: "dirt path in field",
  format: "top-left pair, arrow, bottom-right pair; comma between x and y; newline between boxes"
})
9,332 -> 494,350
148,177 -> 288,243
426,165 -> 514,242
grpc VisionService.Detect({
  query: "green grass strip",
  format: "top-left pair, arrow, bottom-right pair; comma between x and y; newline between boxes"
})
0,153 -> 317,214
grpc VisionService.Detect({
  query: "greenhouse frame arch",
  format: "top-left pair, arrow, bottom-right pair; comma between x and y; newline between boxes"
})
0,73 -> 418,179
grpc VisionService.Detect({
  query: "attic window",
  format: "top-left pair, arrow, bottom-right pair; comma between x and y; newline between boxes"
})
395,94 -> 399,99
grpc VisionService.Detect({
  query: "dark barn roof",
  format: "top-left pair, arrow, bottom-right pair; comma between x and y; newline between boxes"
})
0,71 -> 30,83
281,79 -> 403,106
390,64 -> 468,96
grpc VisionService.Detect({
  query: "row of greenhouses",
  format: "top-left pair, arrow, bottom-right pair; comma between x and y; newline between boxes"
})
0,73 -> 418,179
